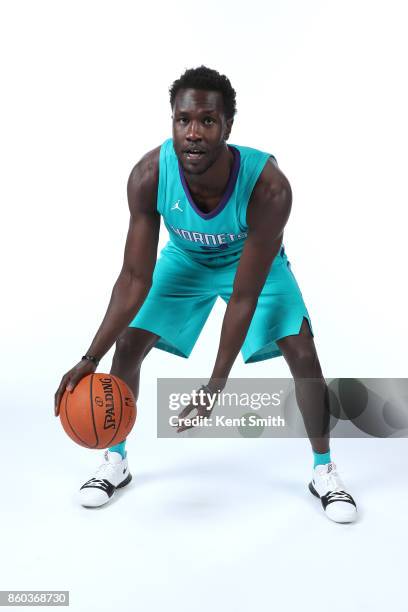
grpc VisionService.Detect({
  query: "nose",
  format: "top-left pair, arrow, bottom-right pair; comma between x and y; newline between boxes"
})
186,120 -> 202,142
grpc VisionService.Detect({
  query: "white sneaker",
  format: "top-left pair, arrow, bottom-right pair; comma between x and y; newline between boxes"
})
79,450 -> 132,507
309,462 -> 358,523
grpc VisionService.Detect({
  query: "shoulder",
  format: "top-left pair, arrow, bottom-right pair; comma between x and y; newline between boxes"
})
128,145 -> 161,192
233,143 -> 289,198
247,157 -> 292,228
253,156 -> 291,199
127,145 -> 161,215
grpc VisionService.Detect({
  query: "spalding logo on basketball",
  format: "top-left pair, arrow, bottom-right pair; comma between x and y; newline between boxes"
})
59,374 -> 137,449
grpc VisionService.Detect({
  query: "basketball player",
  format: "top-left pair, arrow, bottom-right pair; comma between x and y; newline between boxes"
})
54,66 -> 357,523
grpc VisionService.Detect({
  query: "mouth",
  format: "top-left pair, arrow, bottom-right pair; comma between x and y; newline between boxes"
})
183,149 -> 206,161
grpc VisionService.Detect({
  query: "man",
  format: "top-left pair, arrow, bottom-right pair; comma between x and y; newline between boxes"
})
55,66 -> 357,523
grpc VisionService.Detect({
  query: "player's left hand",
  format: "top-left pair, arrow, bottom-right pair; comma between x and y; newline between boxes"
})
175,385 -> 220,433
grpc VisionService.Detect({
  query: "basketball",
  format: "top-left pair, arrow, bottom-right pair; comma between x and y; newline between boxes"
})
59,373 -> 137,449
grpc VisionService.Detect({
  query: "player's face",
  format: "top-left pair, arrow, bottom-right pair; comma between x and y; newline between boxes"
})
172,88 -> 233,175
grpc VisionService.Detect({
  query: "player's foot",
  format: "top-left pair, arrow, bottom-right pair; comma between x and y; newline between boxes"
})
308,462 -> 357,523
78,450 -> 132,507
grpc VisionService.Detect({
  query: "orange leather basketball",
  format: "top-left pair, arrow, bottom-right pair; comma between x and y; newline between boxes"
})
59,373 -> 136,448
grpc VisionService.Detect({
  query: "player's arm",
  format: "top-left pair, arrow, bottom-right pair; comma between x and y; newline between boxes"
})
208,158 -> 292,391
54,147 -> 160,415
83,148 -> 161,361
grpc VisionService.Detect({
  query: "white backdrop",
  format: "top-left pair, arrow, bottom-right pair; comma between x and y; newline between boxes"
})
1,1 -> 407,610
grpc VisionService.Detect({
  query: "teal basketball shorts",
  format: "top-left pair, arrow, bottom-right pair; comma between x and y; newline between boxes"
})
129,242 -> 313,363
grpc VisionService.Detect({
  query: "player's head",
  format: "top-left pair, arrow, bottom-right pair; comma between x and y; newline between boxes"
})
169,65 -> 237,175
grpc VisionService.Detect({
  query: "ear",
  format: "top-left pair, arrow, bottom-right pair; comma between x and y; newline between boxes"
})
224,118 -> 234,141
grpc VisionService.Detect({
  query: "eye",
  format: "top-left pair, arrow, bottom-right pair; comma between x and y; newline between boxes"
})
204,117 -> 215,125
178,117 -> 188,124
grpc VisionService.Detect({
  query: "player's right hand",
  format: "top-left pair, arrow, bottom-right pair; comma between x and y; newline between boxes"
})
54,359 -> 97,417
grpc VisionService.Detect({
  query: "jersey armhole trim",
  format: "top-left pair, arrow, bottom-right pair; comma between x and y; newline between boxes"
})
156,139 -> 170,215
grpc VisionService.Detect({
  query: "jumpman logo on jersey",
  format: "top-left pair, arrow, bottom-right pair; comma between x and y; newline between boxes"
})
171,200 -> 184,212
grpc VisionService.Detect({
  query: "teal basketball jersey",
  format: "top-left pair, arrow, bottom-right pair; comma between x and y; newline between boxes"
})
157,138 -> 277,261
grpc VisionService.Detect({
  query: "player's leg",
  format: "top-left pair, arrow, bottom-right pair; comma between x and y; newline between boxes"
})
276,317 -> 330,456
78,327 -> 159,508
110,326 -> 160,401
107,327 -> 160,457
234,248 -> 329,455
238,249 -> 357,521
278,324 -> 357,522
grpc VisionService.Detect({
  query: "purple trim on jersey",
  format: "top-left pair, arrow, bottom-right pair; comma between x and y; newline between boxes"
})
178,145 -> 241,220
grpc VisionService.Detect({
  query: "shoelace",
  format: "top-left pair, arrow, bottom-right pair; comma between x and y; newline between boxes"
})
326,489 -> 353,503
83,477 -> 111,491
325,471 -> 344,491
321,465 -> 351,501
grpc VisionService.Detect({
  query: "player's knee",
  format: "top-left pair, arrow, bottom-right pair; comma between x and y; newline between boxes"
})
113,334 -> 145,366
287,346 -> 321,378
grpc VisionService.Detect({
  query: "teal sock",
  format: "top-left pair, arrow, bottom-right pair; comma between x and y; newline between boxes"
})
108,440 -> 127,459
313,448 -> 331,468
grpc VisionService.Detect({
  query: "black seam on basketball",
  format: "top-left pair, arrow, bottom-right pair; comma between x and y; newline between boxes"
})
106,375 -> 124,448
90,373 -> 99,448
65,388 -> 91,447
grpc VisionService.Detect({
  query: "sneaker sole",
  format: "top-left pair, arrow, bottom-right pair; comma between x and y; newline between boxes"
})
117,472 -> 132,489
308,481 -> 320,498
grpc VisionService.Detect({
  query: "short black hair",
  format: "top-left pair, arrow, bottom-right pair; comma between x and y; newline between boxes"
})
169,65 -> 237,120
